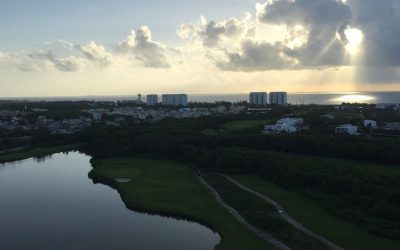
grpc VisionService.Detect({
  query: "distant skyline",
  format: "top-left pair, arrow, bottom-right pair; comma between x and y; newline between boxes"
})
1,0 -> 400,97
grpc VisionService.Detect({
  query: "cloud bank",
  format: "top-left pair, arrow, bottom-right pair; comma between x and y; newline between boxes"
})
0,26 -> 170,72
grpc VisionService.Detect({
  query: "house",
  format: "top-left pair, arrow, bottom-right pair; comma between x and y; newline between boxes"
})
92,112 -> 102,121
230,105 -> 246,114
211,106 -> 227,114
376,103 -> 400,111
335,124 -> 359,135
263,124 -> 297,134
363,120 -> 377,128
372,122 -> 400,137
31,108 -> 49,112
277,118 -> 303,126
321,114 -> 335,120
263,117 -> 303,134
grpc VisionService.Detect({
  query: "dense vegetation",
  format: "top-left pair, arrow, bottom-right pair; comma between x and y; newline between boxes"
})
77,116 -> 400,165
75,117 -> 400,240
188,133 -> 400,165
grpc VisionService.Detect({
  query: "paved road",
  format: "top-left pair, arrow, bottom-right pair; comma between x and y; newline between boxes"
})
198,175 -> 291,250
223,175 -> 345,250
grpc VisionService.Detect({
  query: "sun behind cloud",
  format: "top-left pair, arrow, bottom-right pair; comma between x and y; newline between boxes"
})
344,27 -> 364,55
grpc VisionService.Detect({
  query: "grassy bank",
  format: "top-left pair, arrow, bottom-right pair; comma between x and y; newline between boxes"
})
233,175 -> 400,250
90,158 -> 273,250
223,119 -> 273,132
203,174 -> 331,250
0,144 -> 79,164
203,119 -> 273,135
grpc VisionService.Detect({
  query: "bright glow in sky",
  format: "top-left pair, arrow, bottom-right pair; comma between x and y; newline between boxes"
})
0,0 -> 400,97
344,27 -> 364,55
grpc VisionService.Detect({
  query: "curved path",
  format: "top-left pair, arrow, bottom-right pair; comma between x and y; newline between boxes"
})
223,175 -> 345,250
198,175 -> 290,250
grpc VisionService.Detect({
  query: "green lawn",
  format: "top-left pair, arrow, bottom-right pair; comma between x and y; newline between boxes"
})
232,175 -> 400,250
202,128 -> 221,135
0,144 -> 79,164
91,158 -> 274,250
222,119 -> 273,131
203,174 -> 331,250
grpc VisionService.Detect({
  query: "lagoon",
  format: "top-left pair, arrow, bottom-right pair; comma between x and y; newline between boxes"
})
0,152 -> 220,250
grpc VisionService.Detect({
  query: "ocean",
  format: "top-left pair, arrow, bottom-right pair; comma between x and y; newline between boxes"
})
1,92 -> 399,105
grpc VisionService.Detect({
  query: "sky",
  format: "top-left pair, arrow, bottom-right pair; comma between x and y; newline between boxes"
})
0,0 -> 400,97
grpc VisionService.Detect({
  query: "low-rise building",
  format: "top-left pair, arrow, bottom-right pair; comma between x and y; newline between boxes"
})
376,103 -> 400,111
263,124 -> 297,134
363,120 -> 377,128
92,112 -> 102,121
277,118 -> 303,126
335,124 -> 359,135
263,117 -> 303,134
321,114 -> 335,120
230,105 -> 246,114
211,106 -> 228,114
31,108 -> 49,112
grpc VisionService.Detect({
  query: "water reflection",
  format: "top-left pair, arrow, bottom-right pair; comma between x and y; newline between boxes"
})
33,154 -> 54,162
332,94 -> 376,103
0,152 -> 220,250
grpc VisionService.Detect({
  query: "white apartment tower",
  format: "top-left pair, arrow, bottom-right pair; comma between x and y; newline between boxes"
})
249,92 -> 268,105
162,94 -> 188,106
146,94 -> 159,106
269,92 -> 288,105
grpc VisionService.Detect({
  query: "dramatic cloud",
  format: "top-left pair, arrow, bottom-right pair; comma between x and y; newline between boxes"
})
217,41 -> 292,71
259,0 -> 351,67
175,0 -> 400,86
178,0 -> 355,71
118,26 -> 170,68
216,0 -> 353,71
177,14 -> 255,48
348,0 -> 400,66
1,0 -> 400,85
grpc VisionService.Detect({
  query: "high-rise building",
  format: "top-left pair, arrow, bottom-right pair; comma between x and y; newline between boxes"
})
269,92 -> 288,105
146,94 -> 159,106
162,94 -> 188,106
249,92 -> 268,105
137,94 -> 142,104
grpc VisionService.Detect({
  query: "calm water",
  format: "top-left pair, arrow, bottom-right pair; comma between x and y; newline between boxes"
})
1,92 -> 399,104
189,92 -> 400,104
0,152 -> 220,250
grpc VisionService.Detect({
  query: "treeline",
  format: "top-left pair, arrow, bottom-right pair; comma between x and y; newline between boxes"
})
186,133 -> 400,165
79,117 -> 400,166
